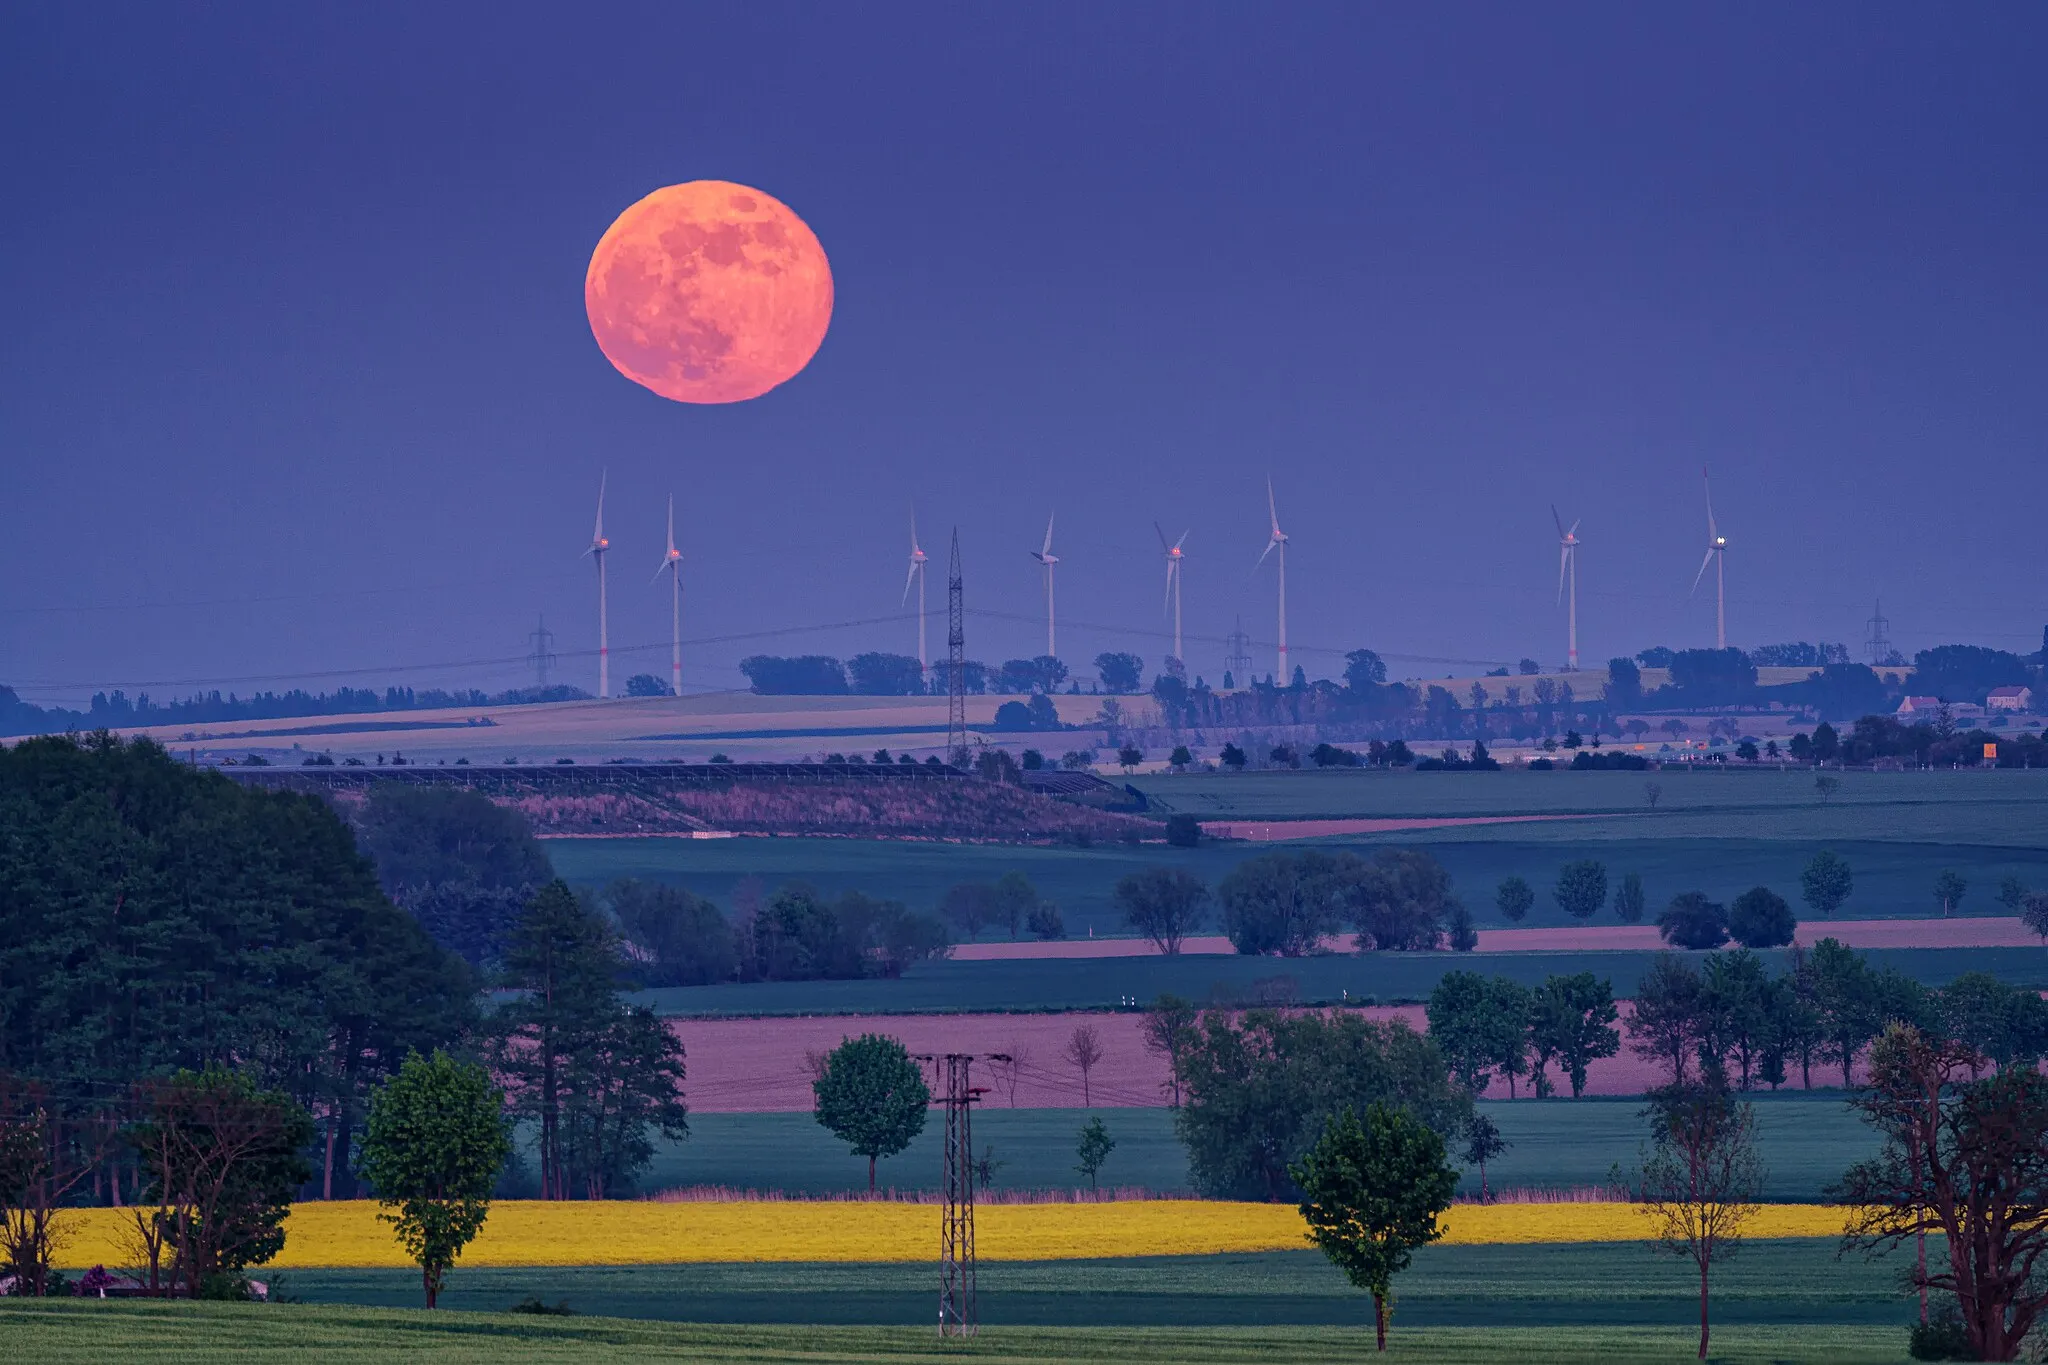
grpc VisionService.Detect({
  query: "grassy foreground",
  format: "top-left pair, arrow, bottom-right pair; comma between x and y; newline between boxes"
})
0,1299 -> 1913,1363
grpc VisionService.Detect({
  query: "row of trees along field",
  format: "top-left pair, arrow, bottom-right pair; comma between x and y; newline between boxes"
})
0,734 -> 690,1300
1124,954 -> 2048,1359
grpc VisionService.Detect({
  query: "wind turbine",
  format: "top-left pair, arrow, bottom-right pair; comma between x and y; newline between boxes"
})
1689,467 -> 1728,649
1553,507 -> 1581,671
1029,512 -> 1058,659
1156,522 -> 1189,667
903,507 -> 929,675
652,495 -> 683,699
1255,478 -> 1289,681
585,471 -> 610,699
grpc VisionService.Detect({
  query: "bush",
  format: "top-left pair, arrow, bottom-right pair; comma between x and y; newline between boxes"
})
1166,814 -> 1202,847
1906,1301 -> 1974,1360
1026,902 -> 1065,940
1727,886 -> 1795,949
1658,892 -> 1730,950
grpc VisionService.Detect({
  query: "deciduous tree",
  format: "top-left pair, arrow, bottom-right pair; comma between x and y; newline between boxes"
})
812,1035 -> 929,1192
1113,868 -> 1211,955
1290,1102 -> 1458,1351
1629,1082 -> 1765,1360
1800,851 -> 1853,919
1553,860 -> 1608,921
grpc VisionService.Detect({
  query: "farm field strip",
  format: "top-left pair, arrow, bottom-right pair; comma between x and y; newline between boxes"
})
0,1302 -> 1921,1364
558,835 -> 2048,939
949,915 -> 2042,960
49,1200 -> 1851,1270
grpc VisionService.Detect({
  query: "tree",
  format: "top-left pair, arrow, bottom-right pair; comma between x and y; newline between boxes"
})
1216,850 -> 1351,957
1604,657 -> 1644,711
1835,1024 -> 2048,1362
1644,781 -> 1663,809
990,871 -> 1043,940
1553,860 -> 1608,921
1800,851 -> 1853,919
353,782 -> 551,966
1141,995 -> 1200,1107
1444,904 -> 1479,952
606,879 -> 737,986
1630,1082 -> 1765,1360
939,881 -> 996,941
624,673 -> 672,697
1065,1024 -> 1105,1106
738,655 -> 848,694
1344,649 -> 1388,689
842,653 -> 927,697
1659,891 -> 1729,950
1997,876 -> 2030,916
2027,893 -> 2048,945
1290,1103 -> 1458,1351
812,1035 -> 929,1192
1629,954 -> 1704,1086
490,882 -> 620,1200
1165,813 -> 1202,848
1698,950 -> 1775,1090
1169,744 -> 1193,771
131,1067 -> 316,1298
1171,1008 -> 1470,1202
1814,773 -> 1842,804
1426,972 -> 1497,1095
358,1051 -> 511,1308
1095,652 -> 1144,694
1117,744 -> 1143,773
1934,869 -> 1968,918
1615,872 -> 1646,925
1075,1117 -> 1115,1191
1727,886 -> 1795,949
1811,722 -> 1841,763
1219,742 -> 1247,770
1495,876 -> 1534,923
1531,973 -> 1621,1098
1809,937 -> 1878,1087
1114,868 -> 1210,955
1347,848 -> 1458,951
1462,1112 -> 1509,1204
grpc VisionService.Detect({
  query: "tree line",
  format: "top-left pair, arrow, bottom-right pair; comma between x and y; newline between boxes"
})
0,734 -> 691,1301
0,681 -> 587,739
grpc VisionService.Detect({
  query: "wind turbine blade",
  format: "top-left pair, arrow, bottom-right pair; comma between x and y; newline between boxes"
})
902,560 -> 918,606
910,504 -> 918,550
594,469 -> 607,542
1552,504 -> 1565,539
1568,518 -> 1581,538
1558,546 -> 1568,603
665,496 -> 676,556
1165,560 -> 1176,615
1155,520 -> 1170,553
1266,477 -> 1280,534
1690,548 -> 1715,597
651,561 -> 669,585
1256,537 -> 1277,569
1703,467 -> 1717,540
1175,529 -> 1190,552
1042,512 -> 1055,558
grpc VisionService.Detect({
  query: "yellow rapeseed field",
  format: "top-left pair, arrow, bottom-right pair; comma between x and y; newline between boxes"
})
50,1200 -> 1849,1269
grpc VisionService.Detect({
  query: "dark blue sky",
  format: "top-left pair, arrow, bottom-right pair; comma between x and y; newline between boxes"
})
4,3 -> 2044,705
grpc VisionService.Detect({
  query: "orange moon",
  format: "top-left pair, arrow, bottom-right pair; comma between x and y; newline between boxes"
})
585,181 -> 833,404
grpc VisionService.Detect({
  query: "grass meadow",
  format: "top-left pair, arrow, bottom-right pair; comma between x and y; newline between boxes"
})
637,1095 -> 1874,1203
630,943 -> 2045,1016
0,1300 -> 1917,1363
550,831 -> 2048,941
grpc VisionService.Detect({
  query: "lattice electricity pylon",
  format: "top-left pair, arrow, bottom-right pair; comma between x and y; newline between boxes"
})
917,1051 -> 1007,1338
946,529 -> 968,768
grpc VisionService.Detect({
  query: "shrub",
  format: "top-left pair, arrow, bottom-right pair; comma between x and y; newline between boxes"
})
1026,902 -> 1066,940
1727,887 -> 1795,949
1166,814 -> 1202,848
1906,1301 -> 1973,1360
1495,877 -> 1534,923
1658,892 -> 1729,950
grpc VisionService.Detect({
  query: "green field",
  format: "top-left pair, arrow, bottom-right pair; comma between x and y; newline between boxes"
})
632,1095 -> 1873,1203
631,944 -> 2045,1016
1128,766 -> 2048,831
549,832 -> 2048,939
278,1240 -> 1908,1330
0,1299 -> 1918,1363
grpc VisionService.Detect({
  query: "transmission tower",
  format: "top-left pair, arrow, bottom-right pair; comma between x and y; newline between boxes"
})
1224,615 -> 1253,688
1864,599 -> 1893,667
526,615 -> 558,690
918,1052 -> 1004,1338
947,530 -> 967,767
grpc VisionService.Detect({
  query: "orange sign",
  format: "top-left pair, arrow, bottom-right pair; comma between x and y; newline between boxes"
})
1985,742 -> 2000,761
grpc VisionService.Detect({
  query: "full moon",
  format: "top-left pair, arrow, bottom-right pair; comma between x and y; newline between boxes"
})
585,181 -> 833,405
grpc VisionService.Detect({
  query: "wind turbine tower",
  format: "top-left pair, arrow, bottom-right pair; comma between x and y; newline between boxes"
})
653,495 -> 684,698
1553,507 -> 1581,671
585,471 -> 611,698
1156,522 -> 1189,666
904,509 -> 929,675
1029,513 -> 1058,658
1690,468 -> 1729,650
1256,478 -> 1290,681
